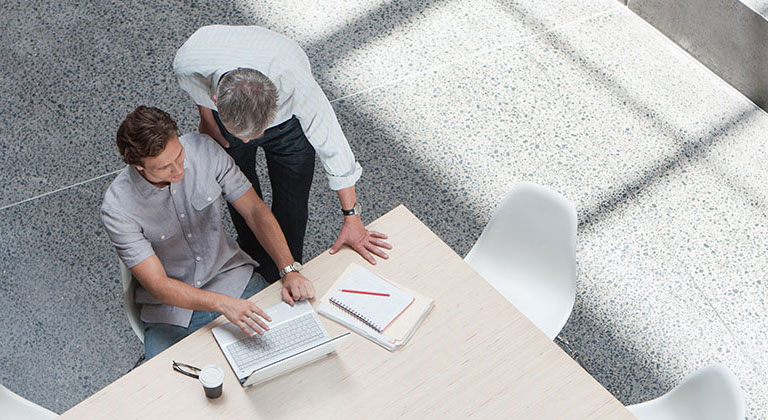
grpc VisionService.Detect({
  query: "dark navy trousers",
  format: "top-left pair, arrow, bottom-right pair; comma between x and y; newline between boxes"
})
213,111 -> 315,283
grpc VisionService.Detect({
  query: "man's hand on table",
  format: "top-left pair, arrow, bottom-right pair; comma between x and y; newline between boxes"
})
329,215 -> 391,264
218,296 -> 272,337
281,272 -> 315,306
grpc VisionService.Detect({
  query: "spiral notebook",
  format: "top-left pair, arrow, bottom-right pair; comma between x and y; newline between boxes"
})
318,264 -> 434,351
327,267 -> 414,332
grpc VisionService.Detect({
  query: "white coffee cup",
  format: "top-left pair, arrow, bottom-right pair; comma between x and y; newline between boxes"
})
198,364 -> 224,399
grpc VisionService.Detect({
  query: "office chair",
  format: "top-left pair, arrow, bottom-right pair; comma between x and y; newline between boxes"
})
0,383 -> 57,419
627,363 -> 745,420
119,258 -> 145,343
465,182 -> 577,340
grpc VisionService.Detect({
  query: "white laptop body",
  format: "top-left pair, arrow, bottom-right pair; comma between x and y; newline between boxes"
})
212,300 -> 348,387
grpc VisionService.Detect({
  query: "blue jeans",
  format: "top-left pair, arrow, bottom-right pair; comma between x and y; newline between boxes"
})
143,270 -> 270,360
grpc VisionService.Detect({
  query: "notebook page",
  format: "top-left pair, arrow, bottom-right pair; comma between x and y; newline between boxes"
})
328,267 -> 414,332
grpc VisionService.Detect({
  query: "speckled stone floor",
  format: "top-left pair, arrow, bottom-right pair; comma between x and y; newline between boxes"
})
1,0 -> 766,418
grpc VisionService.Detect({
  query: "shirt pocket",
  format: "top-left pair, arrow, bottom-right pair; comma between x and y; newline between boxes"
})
191,179 -> 222,211
145,228 -> 177,243
144,226 -> 184,272
144,226 -> 179,261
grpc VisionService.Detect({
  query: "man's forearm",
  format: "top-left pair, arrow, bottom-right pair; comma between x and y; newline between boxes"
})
132,254 -> 271,336
131,256 -> 229,313
145,275 -> 229,313
337,186 -> 356,210
241,195 -> 295,269
198,105 -> 228,146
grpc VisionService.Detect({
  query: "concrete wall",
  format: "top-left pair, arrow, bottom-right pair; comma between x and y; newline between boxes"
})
627,0 -> 768,110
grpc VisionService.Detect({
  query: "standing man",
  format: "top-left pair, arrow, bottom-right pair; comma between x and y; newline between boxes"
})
173,25 -> 391,282
101,106 -> 314,359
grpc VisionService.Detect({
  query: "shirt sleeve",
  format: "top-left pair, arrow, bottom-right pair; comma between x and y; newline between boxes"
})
100,206 -> 155,269
175,72 -> 217,111
206,139 -> 253,203
283,69 -> 363,191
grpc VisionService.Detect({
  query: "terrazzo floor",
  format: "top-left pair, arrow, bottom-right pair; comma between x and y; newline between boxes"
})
1,0 -> 766,418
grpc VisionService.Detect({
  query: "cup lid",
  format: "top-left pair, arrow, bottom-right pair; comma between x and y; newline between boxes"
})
199,364 -> 223,387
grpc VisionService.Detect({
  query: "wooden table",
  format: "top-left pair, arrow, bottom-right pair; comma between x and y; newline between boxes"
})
60,205 -> 635,419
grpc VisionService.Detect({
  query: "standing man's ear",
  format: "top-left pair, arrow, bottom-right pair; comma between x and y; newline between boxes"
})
135,164 -> 145,171
212,95 -> 217,105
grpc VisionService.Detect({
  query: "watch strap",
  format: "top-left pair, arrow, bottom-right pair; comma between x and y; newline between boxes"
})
342,202 -> 360,216
279,261 -> 302,278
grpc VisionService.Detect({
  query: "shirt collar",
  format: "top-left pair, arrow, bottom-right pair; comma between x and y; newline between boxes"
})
128,165 -> 167,198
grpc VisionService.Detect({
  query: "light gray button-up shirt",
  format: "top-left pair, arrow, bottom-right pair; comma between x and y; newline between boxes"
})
101,133 -> 257,328
173,24 -> 363,191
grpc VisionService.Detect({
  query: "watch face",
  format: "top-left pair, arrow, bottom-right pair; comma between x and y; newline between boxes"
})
342,203 -> 361,216
292,261 -> 303,271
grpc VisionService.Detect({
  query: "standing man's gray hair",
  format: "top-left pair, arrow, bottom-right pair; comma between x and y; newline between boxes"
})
216,68 -> 278,140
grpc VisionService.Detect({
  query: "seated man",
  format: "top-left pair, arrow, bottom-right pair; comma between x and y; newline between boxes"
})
101,106 -> 315,359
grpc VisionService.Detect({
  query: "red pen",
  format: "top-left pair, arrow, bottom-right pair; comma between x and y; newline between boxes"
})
340,289 -> 390,297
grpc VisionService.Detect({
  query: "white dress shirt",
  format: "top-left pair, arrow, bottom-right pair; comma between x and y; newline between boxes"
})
173,25 -> 362,191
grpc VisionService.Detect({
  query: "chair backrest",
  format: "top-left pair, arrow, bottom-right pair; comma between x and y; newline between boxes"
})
628,363 -> 745,420
0,383 -> 57,419
119,258 -> 145,343
465,182 -> 577,339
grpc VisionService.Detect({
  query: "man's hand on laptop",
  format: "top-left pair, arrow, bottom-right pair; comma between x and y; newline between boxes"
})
218,297 -> 272,337
281,272 -> 315,306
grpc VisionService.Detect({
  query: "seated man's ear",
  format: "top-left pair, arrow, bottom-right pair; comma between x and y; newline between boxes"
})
213,95 -> 217,104
134,157 -> 146,172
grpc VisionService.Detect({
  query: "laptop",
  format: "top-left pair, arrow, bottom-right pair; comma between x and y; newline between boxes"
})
212,300 -> 349,387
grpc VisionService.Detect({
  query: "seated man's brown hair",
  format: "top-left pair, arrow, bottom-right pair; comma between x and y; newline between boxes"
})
116,106 -> 179,165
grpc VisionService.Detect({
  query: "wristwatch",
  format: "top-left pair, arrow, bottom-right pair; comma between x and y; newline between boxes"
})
342,202 -> 361,216
279,261 -> 303,278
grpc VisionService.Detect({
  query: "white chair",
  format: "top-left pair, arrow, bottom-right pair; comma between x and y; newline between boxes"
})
627,363 -> 745,420
464,182 -> 577,340
119,258 -> 145,343
0,383 -> 57,419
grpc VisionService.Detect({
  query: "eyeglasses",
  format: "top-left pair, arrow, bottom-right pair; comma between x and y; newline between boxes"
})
172,360 -> 201,379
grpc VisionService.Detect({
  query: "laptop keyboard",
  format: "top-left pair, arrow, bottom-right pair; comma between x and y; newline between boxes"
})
227,313 -> 325,372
